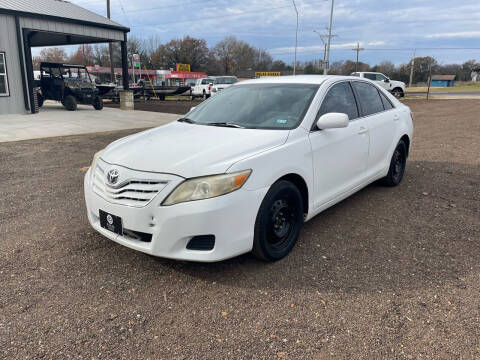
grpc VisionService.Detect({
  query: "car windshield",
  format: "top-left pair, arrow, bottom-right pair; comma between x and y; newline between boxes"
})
214,77 -> 237,85
183,83 -> 319,130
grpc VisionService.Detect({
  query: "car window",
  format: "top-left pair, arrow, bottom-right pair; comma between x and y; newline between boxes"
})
379,90 -> 394,110
215,77 -> 237,85
201,79 -> 210,85
352,81 -> 384,116
363,73 -> 376,80
186,83 -> 319,130
375,74 -> 387,81
317,82 -> 359,121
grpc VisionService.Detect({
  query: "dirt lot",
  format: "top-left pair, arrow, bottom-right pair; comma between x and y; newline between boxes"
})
1,100 -> 479,359
105,99 -> 202,115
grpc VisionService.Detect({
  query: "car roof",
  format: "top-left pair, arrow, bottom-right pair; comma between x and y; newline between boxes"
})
238,75 -> 360,85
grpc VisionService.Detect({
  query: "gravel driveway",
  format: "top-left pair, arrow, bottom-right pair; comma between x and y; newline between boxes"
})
1,100 -> 479,359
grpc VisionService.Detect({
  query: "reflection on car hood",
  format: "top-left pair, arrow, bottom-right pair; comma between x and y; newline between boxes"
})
102,121 -> 289,178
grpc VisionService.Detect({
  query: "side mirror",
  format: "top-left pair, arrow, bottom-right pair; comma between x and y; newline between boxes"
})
316,113 -> 349,130
95,78 -> 101,85
384,78 -> 390,83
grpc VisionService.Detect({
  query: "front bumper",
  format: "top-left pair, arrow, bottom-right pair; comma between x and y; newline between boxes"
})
84,166 -> 267,262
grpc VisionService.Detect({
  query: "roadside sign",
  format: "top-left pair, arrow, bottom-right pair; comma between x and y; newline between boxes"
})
133,54 -> 141,68
255,71 -> 281,77
176,63 -> 191,72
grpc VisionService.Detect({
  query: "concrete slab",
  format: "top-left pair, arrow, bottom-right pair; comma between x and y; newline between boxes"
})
0,101 -> 180,143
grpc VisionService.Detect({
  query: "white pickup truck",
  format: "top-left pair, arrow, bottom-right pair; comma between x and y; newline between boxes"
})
191,77 -> 214,99
351,72 -> 405,98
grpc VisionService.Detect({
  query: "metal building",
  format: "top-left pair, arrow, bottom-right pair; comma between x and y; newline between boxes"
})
0,0 -> 130,115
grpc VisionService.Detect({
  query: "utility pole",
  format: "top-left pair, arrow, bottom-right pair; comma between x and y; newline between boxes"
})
292,0 -> 298,75
409,50 -> 416,88
324,0 -> 335,74
313,30 -> 337,72
107,0 -> 115,83
352,42 -> 364,72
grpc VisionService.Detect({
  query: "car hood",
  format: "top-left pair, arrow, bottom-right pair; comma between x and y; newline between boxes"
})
101,121 -> 289,178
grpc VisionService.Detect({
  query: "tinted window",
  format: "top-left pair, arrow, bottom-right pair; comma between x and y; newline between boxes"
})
379,91 -> 393,110
201,79 -> 211,84
352,82 -> 384,116
375,74 -> 387,81
318,82 -> 358,121
363,73 -> 376,80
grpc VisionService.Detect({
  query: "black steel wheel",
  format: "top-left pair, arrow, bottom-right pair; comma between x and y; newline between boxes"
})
63,95 -> 77,111
252,180 -> 304,261
392,88 -> 404,98
382,140 -> 407,186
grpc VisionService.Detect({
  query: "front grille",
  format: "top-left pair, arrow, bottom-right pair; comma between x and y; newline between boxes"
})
92,164 -> 168,207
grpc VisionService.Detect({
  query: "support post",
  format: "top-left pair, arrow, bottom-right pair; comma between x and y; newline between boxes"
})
107,0 -> 115,83
121,33 -> 129,90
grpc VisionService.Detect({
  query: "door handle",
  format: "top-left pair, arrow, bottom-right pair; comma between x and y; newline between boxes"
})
358,127 -> 368,135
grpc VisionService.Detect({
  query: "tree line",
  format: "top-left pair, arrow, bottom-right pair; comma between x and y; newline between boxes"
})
33,35 -> 478,84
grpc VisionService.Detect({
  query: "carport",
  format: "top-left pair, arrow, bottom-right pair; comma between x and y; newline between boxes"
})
0,0 -> 130,115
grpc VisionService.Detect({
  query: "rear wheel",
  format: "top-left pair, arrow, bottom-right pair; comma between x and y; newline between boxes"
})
252,181 -> 304,261
381,140 -> 407,186
202,90 -> 207,100
93,96 -> 104,110
392,88 -> 404,98
63,95 -> 77,111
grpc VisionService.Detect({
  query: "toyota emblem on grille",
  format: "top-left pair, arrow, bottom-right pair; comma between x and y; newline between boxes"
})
107,169 -> 120,185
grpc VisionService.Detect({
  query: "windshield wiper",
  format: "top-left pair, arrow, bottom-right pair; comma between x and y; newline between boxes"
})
178,117 -> 197,124
206,122 -> 246,129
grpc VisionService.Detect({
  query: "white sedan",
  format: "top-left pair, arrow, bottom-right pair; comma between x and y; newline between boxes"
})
84,75 -> 413,262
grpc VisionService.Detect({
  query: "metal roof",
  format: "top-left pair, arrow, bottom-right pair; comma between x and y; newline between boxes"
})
431,75 -> 456,81
0,0 -> 128,31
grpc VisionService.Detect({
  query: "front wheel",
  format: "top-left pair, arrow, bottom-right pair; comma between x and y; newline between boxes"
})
252,181 -> 304,261
93,96 -> 103,110
381,140 -> 407,186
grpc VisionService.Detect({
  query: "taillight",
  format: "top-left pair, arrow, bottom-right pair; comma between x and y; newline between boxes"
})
208,85 -> 211,90
410,112 -> 414,121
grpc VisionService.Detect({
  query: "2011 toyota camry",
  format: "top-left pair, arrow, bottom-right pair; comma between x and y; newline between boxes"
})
84,75 -> 413,262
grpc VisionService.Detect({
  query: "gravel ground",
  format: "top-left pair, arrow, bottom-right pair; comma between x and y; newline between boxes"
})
1,99 -> 479,359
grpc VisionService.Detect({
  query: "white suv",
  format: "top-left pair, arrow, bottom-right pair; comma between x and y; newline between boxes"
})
192,78 -> 214,99
352,72 -> 405,98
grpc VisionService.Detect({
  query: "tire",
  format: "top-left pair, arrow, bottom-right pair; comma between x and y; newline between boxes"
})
252,180 -> 304,261
37,93 -> 44,108
381,140 -> 407,187
392,88 -> 404,98
63,95 -> 77,111
93,96 -> 104,110
203,91 -> 207,100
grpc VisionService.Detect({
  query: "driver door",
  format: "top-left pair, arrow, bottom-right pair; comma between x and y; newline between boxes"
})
309,81 -> 370,208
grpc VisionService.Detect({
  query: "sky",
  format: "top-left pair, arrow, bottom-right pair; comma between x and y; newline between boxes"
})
38,0 -> 480,66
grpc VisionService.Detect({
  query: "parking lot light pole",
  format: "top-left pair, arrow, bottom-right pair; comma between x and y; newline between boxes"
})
292,0 -> 298,75
324,0 -> 335,75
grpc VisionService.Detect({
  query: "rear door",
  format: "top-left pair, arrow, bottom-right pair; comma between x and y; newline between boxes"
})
309,81 -> 370,208
351,81 -> 397,177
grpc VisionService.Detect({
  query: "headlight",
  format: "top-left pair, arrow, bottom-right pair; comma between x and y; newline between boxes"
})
162,170 -> 252,206
90,149 -> 104,181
